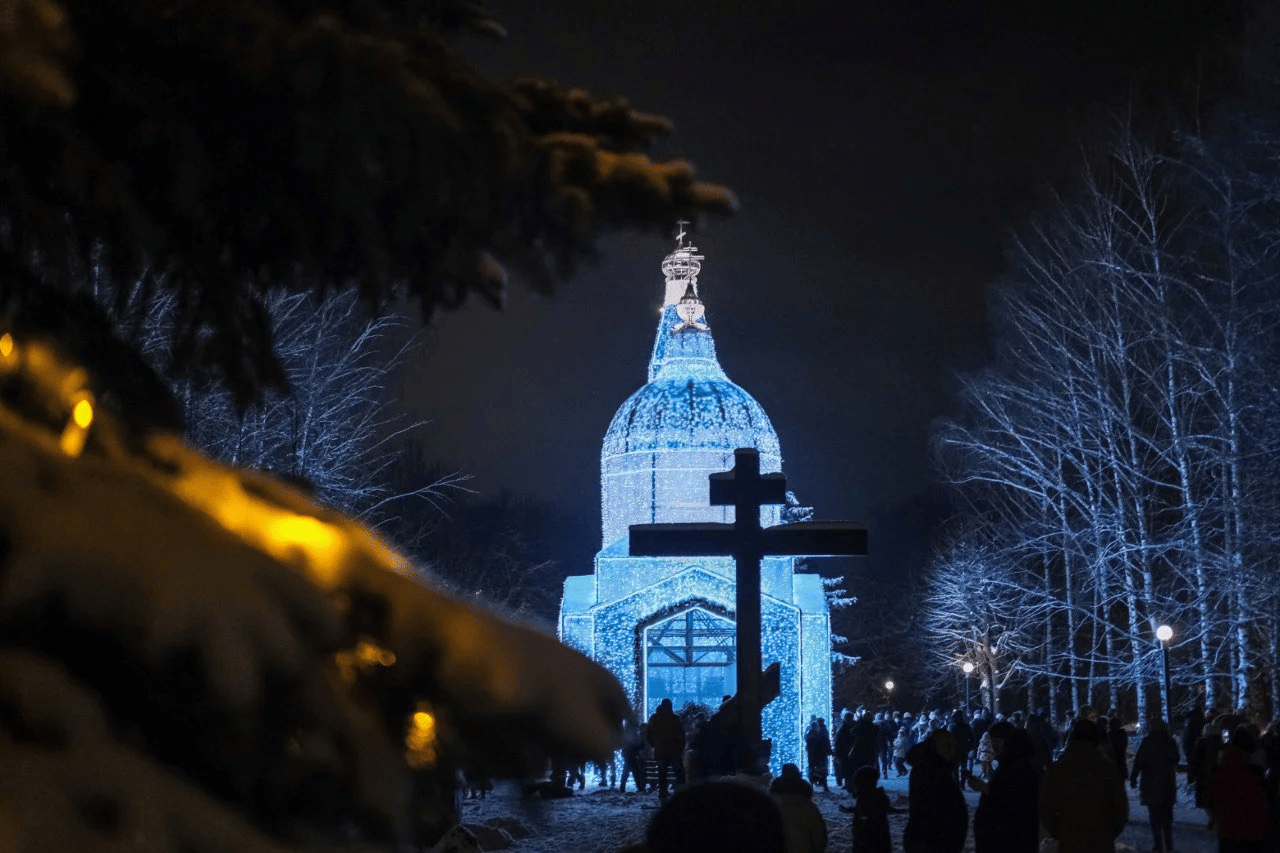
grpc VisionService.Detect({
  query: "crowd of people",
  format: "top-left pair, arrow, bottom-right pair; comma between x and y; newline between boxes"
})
609,698 -> 1280,853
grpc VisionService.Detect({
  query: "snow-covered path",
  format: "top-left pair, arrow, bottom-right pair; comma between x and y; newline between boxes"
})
458,771 -> 1221,852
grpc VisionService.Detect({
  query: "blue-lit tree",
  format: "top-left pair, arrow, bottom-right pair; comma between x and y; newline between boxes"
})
935,116 -> 1280,721
99,284 -> 470,520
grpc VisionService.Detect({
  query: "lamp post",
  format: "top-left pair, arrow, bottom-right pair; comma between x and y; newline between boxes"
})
962,662 -> 974,712
885,680 -> 895,709
1156,624 -> 1173,721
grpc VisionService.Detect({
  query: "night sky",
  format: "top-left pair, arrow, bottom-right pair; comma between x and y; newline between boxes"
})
399,1 -> 1242,543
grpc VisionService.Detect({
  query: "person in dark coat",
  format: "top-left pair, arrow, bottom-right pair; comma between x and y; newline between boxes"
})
1129,717 -> 1180,853
969,722 -> 1040,853
1182,703 -> 1206,783
1025,709 -> 1057,771
947,709 -> 975,783
687,712 -> 717,783
850,765 -> 892,853
768,763 -> 829,853
833,713 -> 856,790
804,717 -> 832,791
619,722 -> 649,793
1039,719 -> 1129,853
903,729 -> 968,853
1262,719 -> 1280,814
848,714 -> 881,790
1211,727 -> 1270,853
877,712 -> 899,779
646,698 -> 686,800
640,781 -> 787,853
1103,716 -> 1128,777
1190,722 -> 1224,826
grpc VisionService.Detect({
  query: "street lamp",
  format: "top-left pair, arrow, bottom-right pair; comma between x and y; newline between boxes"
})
962,662 -> 974,712
1156,624 -> 1173,721
884,680 -> 895,708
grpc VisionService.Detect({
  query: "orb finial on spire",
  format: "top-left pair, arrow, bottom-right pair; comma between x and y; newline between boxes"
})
673,281 -> 709,332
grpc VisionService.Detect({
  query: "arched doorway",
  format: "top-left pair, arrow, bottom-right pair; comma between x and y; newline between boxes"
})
642,607 -> 736,715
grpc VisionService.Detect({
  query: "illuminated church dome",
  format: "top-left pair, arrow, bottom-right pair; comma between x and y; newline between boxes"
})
562,230 -> 833,775
600,232 -> 782,545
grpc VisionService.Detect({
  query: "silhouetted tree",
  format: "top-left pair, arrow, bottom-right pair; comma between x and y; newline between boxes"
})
0,2 -> 732,849
0,0 -> 733,411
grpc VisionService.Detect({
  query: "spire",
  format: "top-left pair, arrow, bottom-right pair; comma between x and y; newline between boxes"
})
660,222 -> 704,307
648,226 -> 721,381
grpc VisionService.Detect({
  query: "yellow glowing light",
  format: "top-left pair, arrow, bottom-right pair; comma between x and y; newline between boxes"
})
58,426 -> 87,457
405,703 -> 439,770
160,444 -> 355,589
267,514 -> 339,550
72,398 -> 94,429
335,636 -> 397,684
59,367 -> 88,401
0,334 -> 13,358
263,514 -> 344,579
354,639 -> 396,667
58,392 -> 95,456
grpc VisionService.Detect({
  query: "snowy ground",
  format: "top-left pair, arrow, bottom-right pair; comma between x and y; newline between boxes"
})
458,772 -> 1221,852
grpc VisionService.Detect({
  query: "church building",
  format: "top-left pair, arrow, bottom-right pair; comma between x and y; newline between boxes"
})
557,234 -> 832,771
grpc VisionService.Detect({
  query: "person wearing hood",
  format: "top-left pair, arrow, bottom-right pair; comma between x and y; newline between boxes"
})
1129,717 -> 1180,853
769,763 -> 829,853
903,729 -> 968,853
1210,727 -> 1269,852
1039,719 -> 1129,853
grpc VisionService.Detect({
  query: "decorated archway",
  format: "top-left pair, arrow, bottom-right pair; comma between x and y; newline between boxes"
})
642,606 -> 736,716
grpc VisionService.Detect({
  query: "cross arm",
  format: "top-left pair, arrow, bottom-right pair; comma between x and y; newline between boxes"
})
628,523 -> 738,557
709,470 -> 787,506
757,521 -> 868,557
629,521 -> 868,558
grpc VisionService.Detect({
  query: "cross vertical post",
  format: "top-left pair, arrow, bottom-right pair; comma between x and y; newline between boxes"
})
709,448 -> 785,756
629,448 -> 867,773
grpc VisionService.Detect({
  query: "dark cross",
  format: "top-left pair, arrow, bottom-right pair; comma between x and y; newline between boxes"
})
629,448 -> 867,772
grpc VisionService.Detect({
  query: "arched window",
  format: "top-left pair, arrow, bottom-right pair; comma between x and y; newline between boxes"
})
643,607 -> 736,715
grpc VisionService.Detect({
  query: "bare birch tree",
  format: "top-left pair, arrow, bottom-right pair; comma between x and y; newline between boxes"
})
932,120 -> 1280,720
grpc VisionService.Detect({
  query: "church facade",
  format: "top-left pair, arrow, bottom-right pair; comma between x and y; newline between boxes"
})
557,236 -> 832,771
